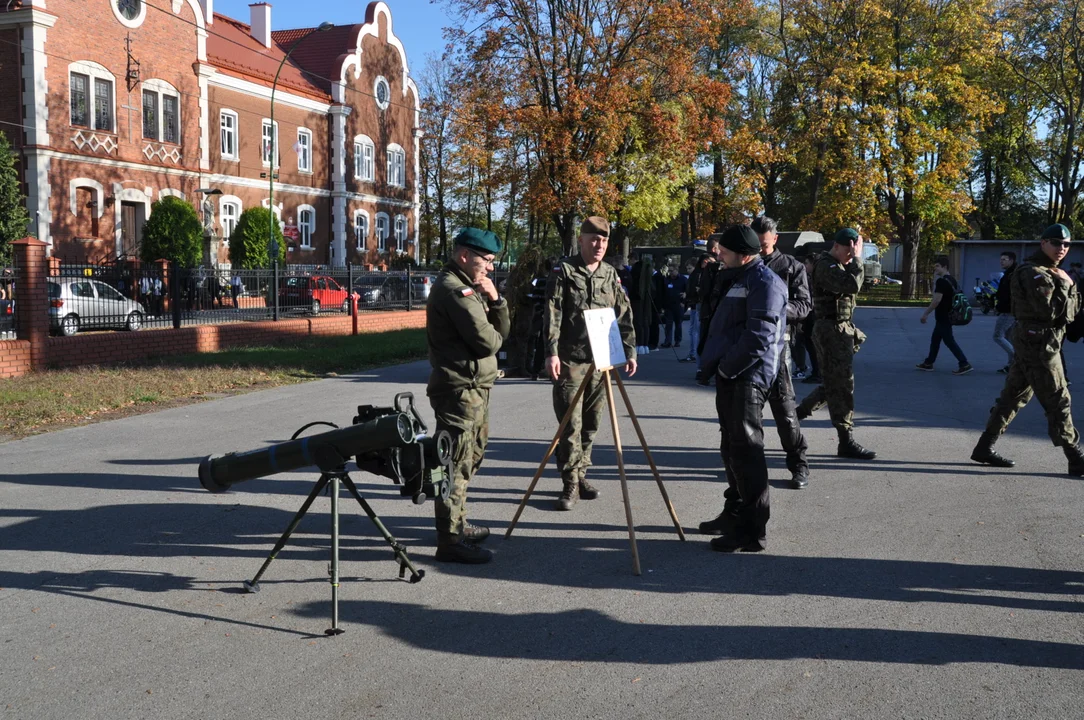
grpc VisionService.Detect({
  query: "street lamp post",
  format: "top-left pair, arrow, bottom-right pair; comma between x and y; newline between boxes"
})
268,21 -> 333,316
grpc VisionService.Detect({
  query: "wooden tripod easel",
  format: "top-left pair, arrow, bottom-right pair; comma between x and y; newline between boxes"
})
505,363 -> 685,575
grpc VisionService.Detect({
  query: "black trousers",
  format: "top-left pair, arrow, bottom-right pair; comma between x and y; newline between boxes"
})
715,380 -> 771,544
766,357 -> 809,473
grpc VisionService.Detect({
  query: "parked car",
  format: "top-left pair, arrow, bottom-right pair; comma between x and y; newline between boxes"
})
353,275 -> 410,307
410,273 -> 437,302
48,278 -> 145,336
279,275 -> 355,314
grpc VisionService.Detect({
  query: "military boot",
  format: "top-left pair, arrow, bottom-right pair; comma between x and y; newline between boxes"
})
578,472 -> 600,500
1063,443 -> 1084,476
462,522 -> 490,543
970,432 -> 1014,468
555,477 -> 579,510
435,534 -> 493,564
837,429 -> 876,460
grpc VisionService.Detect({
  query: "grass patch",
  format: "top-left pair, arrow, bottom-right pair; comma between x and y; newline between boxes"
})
0,329 -> 428,439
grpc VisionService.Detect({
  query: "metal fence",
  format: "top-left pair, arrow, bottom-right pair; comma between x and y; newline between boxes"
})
0,265 -> 16,340
43,263 -> 440,337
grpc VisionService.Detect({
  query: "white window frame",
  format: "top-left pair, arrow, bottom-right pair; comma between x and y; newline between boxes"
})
386,144 -> 405,188
375,212 -> 390,252
353,209 -> 370,251
219,195 -> 242,242
353,134 -> 375,182
298,204 -> 316,248
394,214 -> 407,252
141,79 -> 181,145
296,128 -> 313,173
219,110 -> 238,160
261,119 -> 279,167
68,61 -> 116,133
374,76 -> 391,111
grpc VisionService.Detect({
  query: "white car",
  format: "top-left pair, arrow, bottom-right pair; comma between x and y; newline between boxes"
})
48,278 -> 146,336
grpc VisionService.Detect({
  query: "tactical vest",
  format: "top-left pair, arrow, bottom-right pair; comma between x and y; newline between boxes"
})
811,255 -> 858,322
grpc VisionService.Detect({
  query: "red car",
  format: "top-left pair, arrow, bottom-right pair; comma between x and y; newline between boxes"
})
279,275 -> 356,314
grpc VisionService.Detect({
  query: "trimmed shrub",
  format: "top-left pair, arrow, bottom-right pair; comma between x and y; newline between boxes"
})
141,196 -> 202,267
229,206 -> 286,269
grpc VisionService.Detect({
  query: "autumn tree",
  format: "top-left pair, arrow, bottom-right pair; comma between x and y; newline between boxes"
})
0,131 -> 30,265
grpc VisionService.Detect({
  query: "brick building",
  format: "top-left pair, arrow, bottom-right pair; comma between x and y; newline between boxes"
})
0,0 -> 420,266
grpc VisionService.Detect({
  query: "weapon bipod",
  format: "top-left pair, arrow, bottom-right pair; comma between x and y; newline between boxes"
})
243,466 -> 425,635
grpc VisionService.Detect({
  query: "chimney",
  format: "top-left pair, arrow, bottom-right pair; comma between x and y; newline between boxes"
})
249,3 -> 271,48
200,0 -> 214,26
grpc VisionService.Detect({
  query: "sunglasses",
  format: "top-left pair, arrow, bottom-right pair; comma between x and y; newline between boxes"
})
1046,240 -> 1072,248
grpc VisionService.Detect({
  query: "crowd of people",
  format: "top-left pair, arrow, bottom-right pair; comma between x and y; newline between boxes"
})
424,218 -> 1081,564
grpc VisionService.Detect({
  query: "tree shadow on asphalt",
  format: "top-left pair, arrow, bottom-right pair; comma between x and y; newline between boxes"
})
289,598 -> 1084,670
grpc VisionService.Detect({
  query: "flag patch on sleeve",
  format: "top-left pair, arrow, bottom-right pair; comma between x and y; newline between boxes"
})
460,287 -> 474,297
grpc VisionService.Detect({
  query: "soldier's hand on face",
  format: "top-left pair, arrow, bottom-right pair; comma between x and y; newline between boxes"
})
546,355 -> 561,381
1053,267 -> 1073,283
625,358 -> 638,377
476,276 -> 499,301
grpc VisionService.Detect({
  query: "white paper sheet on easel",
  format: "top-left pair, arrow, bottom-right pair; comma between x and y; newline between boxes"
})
584,307 -> 626,370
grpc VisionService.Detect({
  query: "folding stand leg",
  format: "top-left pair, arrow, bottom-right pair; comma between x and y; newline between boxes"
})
602,369 -> 641,576
244,474 -> 331,592
327,474 -> 344,636
613,371 -> 685,541
341,474 -> 425,583
505,363 -> 595,538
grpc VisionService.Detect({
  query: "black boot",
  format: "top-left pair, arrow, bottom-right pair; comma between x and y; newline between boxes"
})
435,534 -> 492,564
578,475 -> 600,500
837,429 -> 876,459
555,478 -> 579,510
970,432 -> 1015,468
1063,443 -> 1084,476
790,467 -> 810,489
698,510 -> 738,536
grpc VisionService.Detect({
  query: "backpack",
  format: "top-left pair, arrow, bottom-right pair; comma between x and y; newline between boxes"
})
946,275 -> 972,326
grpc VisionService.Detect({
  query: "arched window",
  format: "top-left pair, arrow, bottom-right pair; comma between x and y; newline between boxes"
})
354,135 -> 375,182
353,209 -> 370,251
394,214 -> 407,252
68,61 -> 115,132
220,196 -> 242,241
375,212 -> 390,252
298,204 -> 316,248
386,143 -> 405,187
142,79 -> 181,144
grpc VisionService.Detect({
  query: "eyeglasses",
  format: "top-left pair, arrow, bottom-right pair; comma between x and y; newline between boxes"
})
467,248 -> 496,266
1045,240 -> 1072,249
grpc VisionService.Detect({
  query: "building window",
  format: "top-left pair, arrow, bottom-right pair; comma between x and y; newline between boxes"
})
353,135 -> 374,181
354,210 -> 369,251
261,120 -> 279,167
142,81 -> 180,143
220,199 -> 240,240
394,214 -> 407,252
94,78 -> 114,132
387,144 -> 405,188
219,110 -> 238,159
70,73 -> 89,126
298,205 -> 316,248
374,76 -> 390,110
297,129 -> 312,172
376,213 -> 389,252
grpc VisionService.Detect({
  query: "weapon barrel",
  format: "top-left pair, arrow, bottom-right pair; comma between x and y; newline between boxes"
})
199,413 -> 416,493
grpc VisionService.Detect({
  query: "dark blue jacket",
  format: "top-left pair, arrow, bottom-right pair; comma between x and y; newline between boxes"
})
699,257 -> 788,388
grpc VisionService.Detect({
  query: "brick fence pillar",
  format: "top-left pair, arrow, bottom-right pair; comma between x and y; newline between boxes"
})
13,237 -> 49,370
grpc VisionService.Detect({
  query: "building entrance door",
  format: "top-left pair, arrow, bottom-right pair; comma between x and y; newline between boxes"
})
120,201 -> 145,257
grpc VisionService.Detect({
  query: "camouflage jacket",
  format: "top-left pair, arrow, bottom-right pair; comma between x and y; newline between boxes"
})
1012,251 -> 1081,330
426,263 -> 511,396
544,255 -> 636,364
811,254 -> 864,322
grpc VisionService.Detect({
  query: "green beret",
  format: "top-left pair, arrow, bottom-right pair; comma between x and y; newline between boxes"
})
1041,223 -> 1071,241
454,227 -> 502,254
834,228 -> 860,245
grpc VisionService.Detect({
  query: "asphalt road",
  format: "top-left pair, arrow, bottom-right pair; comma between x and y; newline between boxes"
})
1,307 -> 1081,719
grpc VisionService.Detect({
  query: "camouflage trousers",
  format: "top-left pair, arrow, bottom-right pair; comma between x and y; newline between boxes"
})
429,387 -> 490,536
984,326 -> 1079,446
552,361 -> 606,483
797,319 -> 867,431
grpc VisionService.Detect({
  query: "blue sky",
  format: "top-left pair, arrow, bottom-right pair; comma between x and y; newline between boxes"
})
210,0 -> 456,69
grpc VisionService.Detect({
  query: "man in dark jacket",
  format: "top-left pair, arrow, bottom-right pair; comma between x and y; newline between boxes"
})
426,227 -> 511,564
993,251 -> 1016,373
752,215 -> 812,488
698,224 -> 789,552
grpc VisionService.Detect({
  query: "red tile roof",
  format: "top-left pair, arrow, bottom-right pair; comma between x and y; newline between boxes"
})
271,25 -> 358,94
206,13 -> 331,101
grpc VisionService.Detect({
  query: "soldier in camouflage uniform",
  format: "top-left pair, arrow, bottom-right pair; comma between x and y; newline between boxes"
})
796,228 -> 877,459
544,216 -> 638,510
426,227 -> 511,563
504,245 -> 544,377
971,224 -> 1084,475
